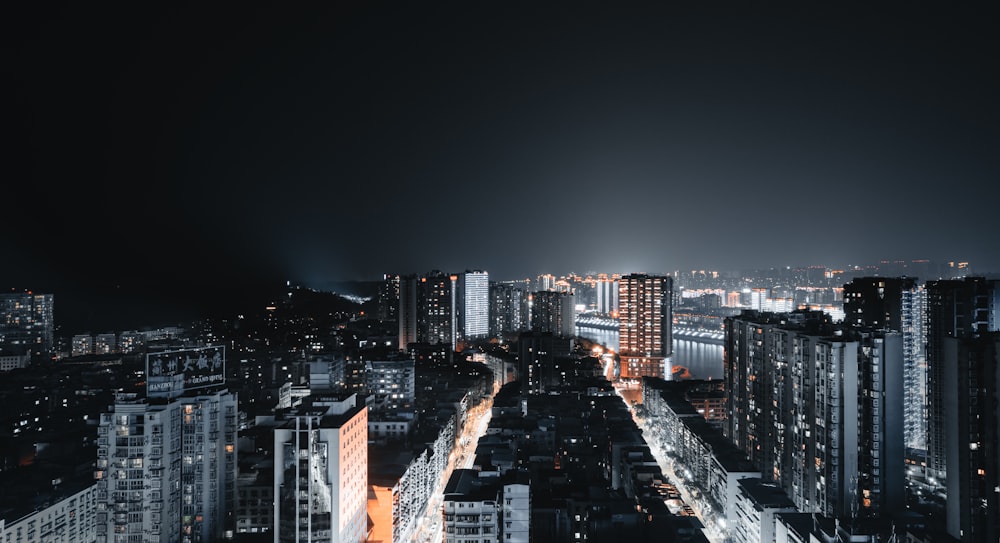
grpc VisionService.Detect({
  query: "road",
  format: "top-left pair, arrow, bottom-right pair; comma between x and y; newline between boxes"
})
413,390 -> 495,543
604,368 -> 726,543
628,402 -> 728,543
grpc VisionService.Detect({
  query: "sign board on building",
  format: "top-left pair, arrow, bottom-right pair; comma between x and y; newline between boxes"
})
146,345 -> 226,398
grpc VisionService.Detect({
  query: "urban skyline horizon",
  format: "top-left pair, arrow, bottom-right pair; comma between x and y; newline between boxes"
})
26,254 -> 997,339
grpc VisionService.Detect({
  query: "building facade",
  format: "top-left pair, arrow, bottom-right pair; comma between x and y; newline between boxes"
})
398,272 -> 458,351
378,273 -> 401,323
366,358 -> 415,410
457,270 -> 489,345
0,291 -> 54,360
441,470 -> 530,543
528,290 -> 575,338
843,276 -> 926,450
618,274 -> 672,380
944,333 -> 1000,542
925,277 -> 999,487
488,282 -> 526,338
0,483 -> 98,543
724,310 -> 904,520
273,394 -> 368,543
95,389 -> 238,543
731,478 -> 796,543
594,274 -> 619,316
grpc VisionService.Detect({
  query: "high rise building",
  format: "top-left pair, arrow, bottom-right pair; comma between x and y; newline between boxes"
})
750,288 -> 769,311
457,270 -> 490,345
529,290 -> 575,337
398,274 -> 418,351
594,274 -> 619,316
517,331 -> 574,396
489,281 -> 527,337
925,277 -> 999,486
420,271 -> 457,348
94,345 -> 237,542
273,393 -> 368,543
618,273 -> 673,380
944,332 -> 1000,542
0,290 -> 54,360
843,277 -> 927,451
0,481 -> 99,543
308,355 -> 343,392
398,271 -> 458,351
724,310 -> 904,520
570,274 -> 597,312
378,273 -> 401,322
95,388 -> 239,543
535,274 -> 556,292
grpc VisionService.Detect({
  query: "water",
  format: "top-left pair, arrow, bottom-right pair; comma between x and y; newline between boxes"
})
671,337 -> 724,381
576,326 -> 724,381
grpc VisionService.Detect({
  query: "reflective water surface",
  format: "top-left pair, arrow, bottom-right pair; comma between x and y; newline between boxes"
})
577,326 -> 724,381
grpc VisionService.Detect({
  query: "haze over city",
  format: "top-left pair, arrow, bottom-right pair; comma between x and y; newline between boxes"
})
8,4 -> 999,327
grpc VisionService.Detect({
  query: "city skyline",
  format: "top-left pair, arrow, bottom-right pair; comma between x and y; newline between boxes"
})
17,256 -> 993,342
8,4 -> 999,325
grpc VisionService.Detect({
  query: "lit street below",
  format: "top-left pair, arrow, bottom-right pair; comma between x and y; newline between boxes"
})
604,352 -> 726,543
413,388 -> 495,543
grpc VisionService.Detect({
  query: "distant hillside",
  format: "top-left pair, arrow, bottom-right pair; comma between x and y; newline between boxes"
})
53,279 -> 289,336
298,279 -> 380,301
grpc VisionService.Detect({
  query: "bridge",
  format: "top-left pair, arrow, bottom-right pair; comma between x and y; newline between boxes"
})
574,314 -> 619,330
575,315 -> 725,343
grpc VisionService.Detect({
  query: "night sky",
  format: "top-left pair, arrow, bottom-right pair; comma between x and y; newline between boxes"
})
7,3 -> 1000,328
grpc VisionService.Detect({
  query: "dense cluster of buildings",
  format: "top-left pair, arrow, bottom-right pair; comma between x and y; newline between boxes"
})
634,275 -> 999,543
0,260 -> 997,543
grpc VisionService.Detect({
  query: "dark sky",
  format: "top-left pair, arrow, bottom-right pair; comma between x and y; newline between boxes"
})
8,3 -> 1000,307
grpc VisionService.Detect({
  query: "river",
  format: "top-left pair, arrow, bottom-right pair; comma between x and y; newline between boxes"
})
576,326 -> 724,381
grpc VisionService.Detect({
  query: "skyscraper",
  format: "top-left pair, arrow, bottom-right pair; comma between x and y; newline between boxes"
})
489,281 -> 527,338
273,393 -> 368,543
517,331 -> 574,395
398,271 -> 458,351
398,274 -> 418,351
457,270 -> 490,345
943,332 -> 1000,542
378,273 -> 400,322
529,290 -> 575,337
843,277 -> 926,451
535,274 -> 556,292
618,273 -> 673,380
95,389 -> 239,543
594,274 -> 619,316
924,277 -> 999,486
922,278 -> 1000,542
95,345 -> 237,543
421,271 -> 457,348
724,310 -> 904,520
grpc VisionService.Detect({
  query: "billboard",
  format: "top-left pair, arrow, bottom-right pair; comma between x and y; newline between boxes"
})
147,345 -> 226,398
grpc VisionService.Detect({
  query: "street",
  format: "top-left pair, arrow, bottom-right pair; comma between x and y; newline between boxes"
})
603,360 -> 726,543
628,403 -> 728,543
413,390 -> 495,543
